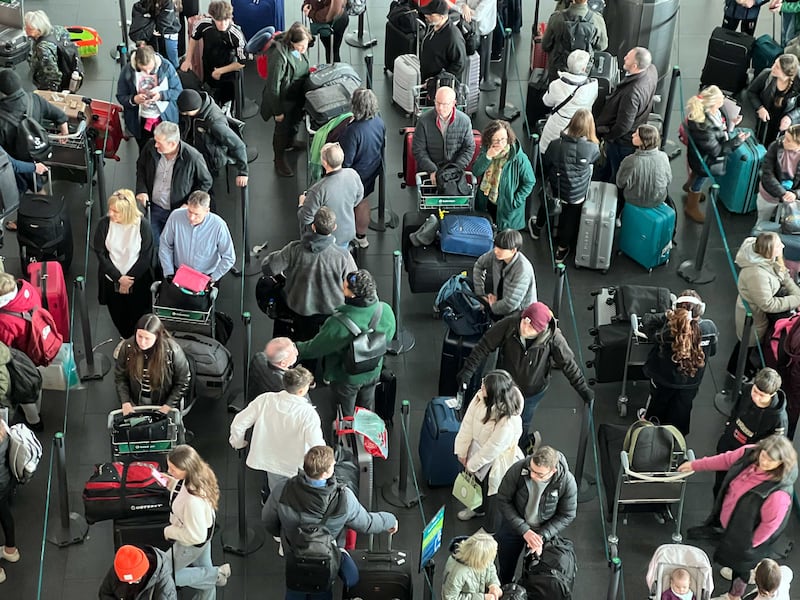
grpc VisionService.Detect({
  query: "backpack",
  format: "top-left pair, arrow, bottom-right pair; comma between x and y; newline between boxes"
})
519,536 -> 577,600
0,96 -> 53,162
622,420 -> 686,473
437,163 -> 471,196
424,70 -> 461,104
435,275 -> 491,337
0,305 -> 64,367
130,1 -> 157,43
42,32 -> 84,92
284,485 -> 344,593
453,12 -> 479,55
334,304 -> 387,375
562,11 -> 598,53
6,347 -> 43,404
4,420 -> 43,484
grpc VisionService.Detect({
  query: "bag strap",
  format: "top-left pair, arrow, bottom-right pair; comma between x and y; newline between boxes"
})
318,485 -> 343,527
551,79 -> 587,116
334,304 -> 383,337
0,308 -> 33,323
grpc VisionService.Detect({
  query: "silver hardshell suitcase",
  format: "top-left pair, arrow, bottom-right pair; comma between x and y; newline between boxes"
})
463,52 -> 480,116
393,54 -> 420,114
575,181 -> 617,273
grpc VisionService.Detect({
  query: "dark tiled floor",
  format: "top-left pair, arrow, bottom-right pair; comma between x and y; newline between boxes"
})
2,0 -> 798,599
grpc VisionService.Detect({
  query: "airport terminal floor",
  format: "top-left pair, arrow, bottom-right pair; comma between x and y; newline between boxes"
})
4,0 -> 799,597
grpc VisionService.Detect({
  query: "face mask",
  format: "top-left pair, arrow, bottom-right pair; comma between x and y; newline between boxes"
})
291,49 -> 301,59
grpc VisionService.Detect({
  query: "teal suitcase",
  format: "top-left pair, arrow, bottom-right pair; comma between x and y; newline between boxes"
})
752,35 -> 783,74
717,129 -> 766,214
619,202 -> 675,271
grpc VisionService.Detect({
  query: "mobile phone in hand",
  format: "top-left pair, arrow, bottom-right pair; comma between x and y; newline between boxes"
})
151,467 -> 169,486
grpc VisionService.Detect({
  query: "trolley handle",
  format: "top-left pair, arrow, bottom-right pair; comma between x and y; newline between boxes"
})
619,449 -> 696,482
48,119 -> 88,141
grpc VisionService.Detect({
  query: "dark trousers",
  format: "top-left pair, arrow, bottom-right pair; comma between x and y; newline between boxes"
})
0,485 -> 15,548
597,140 -> 635,185
722,15 -> 757,36
319,14 -> 349,63
556,201 -> 583,252
178,0 -> 200,57
330,378 -> 379,417
105,276 -> 154,339
726,341 -> 760,379
495,522 -> 526,584
273,104 -> 305,157
644,381 -> 699,435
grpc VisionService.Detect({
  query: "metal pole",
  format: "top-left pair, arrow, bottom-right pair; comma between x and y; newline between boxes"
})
678,184 -> 717,284
234,68 -> 259,120
575,399 -> 597,503
606,556 -> 622,600
228,312 -> 252,414
552,263 -> 566,319
76,277 -> 112,381
485,28 -> 520,121
661,66 -> 682,160
365,53 -> 374,90
715,313 -> 753,417
387,251 -> 415,354
423,561 -> 436,600
381,400 -> 423,508
370,144 -> 398,231
345,10 -> 378,48
46,433 -> 89,547
113,0 -> 130,66
94,150 -> 107,216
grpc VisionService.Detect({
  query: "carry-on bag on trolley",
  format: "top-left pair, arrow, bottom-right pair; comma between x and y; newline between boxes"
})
305,81 -> 359,128
151,280 -> 218,339
108,406 -> 182,464
439,214 -> 494,257
416,171 -> 476,210
27,260 -> 69,339
16,172 -> 73,271
717,128 -> 766,214
171,331 -> 234,399
618,202 -> 675,271
700,26 -> 754,94
400,126 -> 482,188
82,460 -> 171,524
574,181 -> 616,272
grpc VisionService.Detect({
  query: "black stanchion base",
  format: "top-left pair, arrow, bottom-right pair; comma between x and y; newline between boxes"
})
479,79 -> 500,92
387,329 -> 415,355
577,478 -> 597,504
47,513 -> 89,548
369,208 -> 399,232
78,353 -> 112,381
714,390 -> 736,417
381,479 -> 423,509
678,259 -> 715,284
485,103 -> 520,121
345,31 -> 378,48
246,145 -> 259,163
221,518 -> 265,556
240,97 -> 260,120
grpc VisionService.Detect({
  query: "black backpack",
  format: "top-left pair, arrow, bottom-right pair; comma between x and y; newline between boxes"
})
622,420 -> 686,473
0,146 -> 19,216
451,11 -> 479,55
0,96 -> 53,162
43,33 -> 84,92
562,11 -> 598,53
7,347 -> 43,405
334,304 -> 387,375
284,486 -> 344,594
520,536 -> 577,600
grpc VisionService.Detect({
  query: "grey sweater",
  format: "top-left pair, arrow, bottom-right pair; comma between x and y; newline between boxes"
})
411,108 -> 475,175
297,168 -> 365,247
472,251 -> 537,316
616,147 -> 672,207
262,231 -> 357,316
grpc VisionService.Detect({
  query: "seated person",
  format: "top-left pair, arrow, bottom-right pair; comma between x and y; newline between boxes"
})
411,86 -> 475,187
661,567 -> 695,600
114,313 -> 191,415
472,230 -> 537,318
418,0 -> 467,82
616,123 -> 673,209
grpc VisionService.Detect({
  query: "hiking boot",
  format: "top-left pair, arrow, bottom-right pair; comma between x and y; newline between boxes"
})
274,157 -> 294,178
685,191 -> 705,224
528,217 -> 541,240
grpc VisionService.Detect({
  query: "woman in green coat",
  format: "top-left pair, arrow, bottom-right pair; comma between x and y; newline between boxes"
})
260,22 -> 313,178
472,120 -> 536,231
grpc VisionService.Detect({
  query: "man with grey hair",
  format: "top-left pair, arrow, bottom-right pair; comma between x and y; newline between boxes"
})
297,142 -> 365,249
135,121 -> 213,244
542,0 -> 607,82
248,337 -> 301,401
595,46 -> 658,186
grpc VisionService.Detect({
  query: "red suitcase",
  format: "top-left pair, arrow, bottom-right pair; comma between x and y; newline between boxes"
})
530,22 -> 547,71
399,127 -> 482,188
27,260 -> 69,340
89,99 -> 126,161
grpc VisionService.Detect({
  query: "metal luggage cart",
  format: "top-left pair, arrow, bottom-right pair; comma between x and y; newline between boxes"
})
415,171 -> 476,211
108,406 -> 183,465
412,82 -> 469,125
151,280 -> 218,339
45,119 -> 93,184
616,313 -> 655,417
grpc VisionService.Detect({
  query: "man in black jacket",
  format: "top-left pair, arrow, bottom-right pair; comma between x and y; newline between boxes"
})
98,544 -> 177,600
419,0 -> 467,82
495,445 -> 578,584
595,46 -> 658,185
458,302 -> 593,445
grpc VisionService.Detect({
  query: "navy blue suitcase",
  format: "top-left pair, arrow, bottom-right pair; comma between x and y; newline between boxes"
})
618,202 -> 675,271
717,128 -> 766,214
418,397 -> 462,487
439,215 -> 494,257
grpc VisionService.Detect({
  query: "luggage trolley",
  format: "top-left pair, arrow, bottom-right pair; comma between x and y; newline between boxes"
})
45,119 -> 93,184
616,313 -> 655,417
151,280 -> 218,339
415,171 -> 476,211
108,405 -> 183,466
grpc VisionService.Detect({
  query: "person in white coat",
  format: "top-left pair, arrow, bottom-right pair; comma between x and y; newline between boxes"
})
539,49 -> 599,153
457,0 -> 498,90
228,366 -> 325,502
454,369 -> 524,530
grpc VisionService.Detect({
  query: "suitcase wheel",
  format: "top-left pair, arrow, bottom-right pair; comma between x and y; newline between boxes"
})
588,378 -> 597,386
588,327 -> 597,337
585,360 -> 594,368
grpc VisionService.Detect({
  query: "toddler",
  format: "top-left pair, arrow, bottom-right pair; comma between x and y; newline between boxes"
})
745,559 -> 793,600
662,568 -> 695,600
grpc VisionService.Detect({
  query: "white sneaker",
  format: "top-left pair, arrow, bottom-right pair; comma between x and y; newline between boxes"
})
457,508 -> 485,521
216,563 -> 231,586
0,567 -> 5,584
353,236 -> 369,248
1,548 -> 19,563
719,567 -> 755,584
615,218 -> 622,228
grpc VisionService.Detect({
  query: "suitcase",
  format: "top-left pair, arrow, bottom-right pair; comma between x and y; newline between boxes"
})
590,51 -> 619,116
82,461 -> 171,524
590,286 -> 618,331
463,52 -> 480,116
33,91 -> 92,122
700,27 -> 754,94
108,406 -> 182,464
343,535 -> 413,600
439,214 -> 494,257
27,261 -> 69,339
374,367 -> 397,425
338,430 -> 374,510
385,11 -> 418,72
113,514 -> 172,551
752,34 -> 784,74
574,181 -> 616,272
306,62 -> 362,90
152,281 -> 217,338
89,99 -> 126,161
613,284 -> 672,320
17,188 -> 73,272
172,331 -> 233,399
438,328 -> 484,402
618,202 -> 675,271
393,54 -> 420,114
588,323 -> 643,383
305,81 -> 359,128
0,26 -> 30,68
530,22 -> 547,72
717,128 -> 766,214
519,537 -> 577,599
526,69 -> 550,135
419,396 -> 462,486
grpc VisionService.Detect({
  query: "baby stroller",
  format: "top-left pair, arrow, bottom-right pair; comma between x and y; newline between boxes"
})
646,544 -> 713,600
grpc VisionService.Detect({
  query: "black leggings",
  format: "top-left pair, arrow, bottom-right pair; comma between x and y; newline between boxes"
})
0,486 -> 15,548
645,381 -> 700,435
318,14 -> 349,63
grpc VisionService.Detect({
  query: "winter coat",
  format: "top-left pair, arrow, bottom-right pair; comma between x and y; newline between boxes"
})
724,0 -> 772,21
247,353 -> 292,401
495,451 -> 578,541
747,68 -> 800,123
179,91 -> 247,176
262,231 -> 357,317
263,473 -> 396,547
0,89 -> 68,161
760,138 -> 800,200
734,237 -> 800,343
472,250 -> 537,316
29,26 -> 73,91
454,390 -> 524,495
441,539 -> 502,600
543,132 -> 600,203
412,107 -> 475,174
260,34 -> 311,120
0,279 -> 43,351
641,314 -> 719,389
135,139 -> 213,210
616,147 -> 673,207
296,299 -> 397,386
0,343 -> 11,406
98,545 -> 177,600
472,140 -> 536,230
297,168 -> 365,247
595,64 -> 658,145
541,3 -> 608,81
540,73 -> 599,153
303,0 -> 346,23
114,337 -> 191,408
718,386 -> 789,453
686,110 -> 743,176
165,482 -> 215,546
92,216 -> 155,306
339,115 -> 386,197
458,315 -> 593,400
419,20 -> 467,82
116,50 -> 183,140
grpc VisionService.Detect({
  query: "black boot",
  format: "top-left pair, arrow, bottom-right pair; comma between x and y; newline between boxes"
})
273,134 -> 294,177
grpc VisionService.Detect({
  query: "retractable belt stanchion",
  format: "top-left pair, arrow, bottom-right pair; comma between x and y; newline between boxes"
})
75,277 -> 112,381
678,184 -> 717,284
552,263 -> 566,319
661,66 -> 682,161
364,53 -> 374,90
715,313 -> 754,417
382,401 -> 423,508
369,145 -> 398,231
46,433 -> 89,547
113,0 -> 130,66
574,399 -> 597,503
234,68 -> 259,120
94,150 -> 107,216
606,556 -> 622,600
222,312 -> 265,555
345,10 -> 378,48
485,28 -> 520,121
232,184 -> 265,279
387,251 -> 415,354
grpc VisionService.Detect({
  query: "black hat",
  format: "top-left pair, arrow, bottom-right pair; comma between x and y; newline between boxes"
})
0,69 -> 21,95
177,89 -> 202,113
419,0 -> 449,15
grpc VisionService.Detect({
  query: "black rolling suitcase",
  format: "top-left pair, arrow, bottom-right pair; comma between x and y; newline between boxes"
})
525,69 -> 549,135
590,51 -> 619,117
374,367 -> 397,425
0,26 -> 30,67
17,177 -> 73,271
305,82 -> 358,128
172,331 -> 234,399
700,26 -> 754,94
385,3 -> 417,72
343,534 -> 413,600
588,324 -> 636,384
113,514 -> 172,551
438,328 -> 484,401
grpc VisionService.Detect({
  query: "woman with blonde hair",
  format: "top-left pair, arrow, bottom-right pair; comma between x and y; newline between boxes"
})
92,189 -> 154,338
161,444 -> 230,598
684,85 -> 748,223
442,531 -> 503,600
748,54 -> 800,146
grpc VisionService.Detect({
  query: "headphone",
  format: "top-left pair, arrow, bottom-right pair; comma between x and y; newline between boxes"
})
672,295 -> 706,317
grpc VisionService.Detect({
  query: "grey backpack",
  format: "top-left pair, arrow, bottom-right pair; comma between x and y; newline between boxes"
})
334,304 -> 386,375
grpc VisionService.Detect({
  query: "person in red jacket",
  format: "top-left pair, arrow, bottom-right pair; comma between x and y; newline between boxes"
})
0,273 -> 43,350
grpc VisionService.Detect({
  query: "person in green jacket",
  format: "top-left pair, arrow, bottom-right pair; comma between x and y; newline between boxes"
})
260,22 -> 312,178
472,120 -> 536,231
296,269 -> 396,417
442,531 -> 503,600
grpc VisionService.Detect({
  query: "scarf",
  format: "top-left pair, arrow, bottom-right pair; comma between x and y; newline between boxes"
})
480,145 -> 511,205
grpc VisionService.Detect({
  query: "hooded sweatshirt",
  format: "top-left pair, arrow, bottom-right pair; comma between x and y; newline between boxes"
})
179,91 -> 248,176
441,537 -> 502,600
718,385 -> 789,453
98,545 -> 178,600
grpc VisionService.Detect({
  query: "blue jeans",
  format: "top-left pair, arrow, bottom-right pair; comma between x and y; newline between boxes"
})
172,540 -> 218,600
690,175 -> 708,193
520,390 -> 546,445
149,203 -> 171,247
598,140 -> 635,185
163,36 -> 179,68
285,550 -> 359,600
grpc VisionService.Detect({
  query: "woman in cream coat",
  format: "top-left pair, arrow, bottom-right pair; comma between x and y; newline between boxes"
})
454,369 -> 523,530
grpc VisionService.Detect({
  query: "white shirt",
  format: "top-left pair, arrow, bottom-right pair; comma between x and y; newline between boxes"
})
106,220 -> 142,276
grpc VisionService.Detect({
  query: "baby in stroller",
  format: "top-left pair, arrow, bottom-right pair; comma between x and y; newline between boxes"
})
646,544 -> 714,600
662,568 -> 696,600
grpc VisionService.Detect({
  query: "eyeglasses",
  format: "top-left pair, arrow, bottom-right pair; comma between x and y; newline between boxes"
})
529,464 -> 553,479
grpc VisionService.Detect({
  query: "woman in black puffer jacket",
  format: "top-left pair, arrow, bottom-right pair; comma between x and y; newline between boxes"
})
747,54 -> 800,146
540,109 -> 600,263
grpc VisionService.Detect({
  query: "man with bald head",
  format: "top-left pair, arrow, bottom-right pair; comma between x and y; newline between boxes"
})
412,86 -> 475,187
248,337 -> 302,401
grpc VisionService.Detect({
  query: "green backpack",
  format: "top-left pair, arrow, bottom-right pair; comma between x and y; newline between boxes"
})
623,420 -> 686,473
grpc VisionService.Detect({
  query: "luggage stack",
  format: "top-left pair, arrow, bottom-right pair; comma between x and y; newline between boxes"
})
385,2 -> 419,72
0,0 -> 29,68
304,63 -> 362,129
16,173 -> 74,272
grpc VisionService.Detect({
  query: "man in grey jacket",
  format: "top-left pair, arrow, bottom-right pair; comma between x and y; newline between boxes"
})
541,0 -> 608,82
472,229 -> 537,318
297,143 -> 365,249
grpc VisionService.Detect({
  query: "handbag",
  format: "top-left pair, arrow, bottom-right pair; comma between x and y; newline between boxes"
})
781,201 -> 800,234
452,471 -> 482,510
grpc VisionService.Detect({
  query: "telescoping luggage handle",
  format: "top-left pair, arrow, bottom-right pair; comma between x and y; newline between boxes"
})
365,532 -> 405,561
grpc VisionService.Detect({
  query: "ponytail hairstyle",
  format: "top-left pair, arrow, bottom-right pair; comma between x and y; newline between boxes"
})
686,85 -> 723,124
481,369 -> 523,423
665,306 -> 705,378
167,445 -> 220,510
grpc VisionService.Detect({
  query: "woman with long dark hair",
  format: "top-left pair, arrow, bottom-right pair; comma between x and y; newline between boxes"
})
748,54 -> 800,147
114,314 -> 191,415
453,369 -> 523,529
